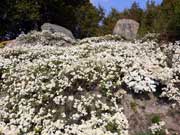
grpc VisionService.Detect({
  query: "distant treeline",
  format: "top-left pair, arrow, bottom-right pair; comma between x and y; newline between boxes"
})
0,0 -> 180,40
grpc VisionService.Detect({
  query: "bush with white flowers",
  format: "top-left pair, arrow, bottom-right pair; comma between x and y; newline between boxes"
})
149,121 -> 167,135
0,32 -> 179,134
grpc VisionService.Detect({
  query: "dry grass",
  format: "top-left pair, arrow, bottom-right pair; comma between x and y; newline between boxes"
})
0,40 -> 12,48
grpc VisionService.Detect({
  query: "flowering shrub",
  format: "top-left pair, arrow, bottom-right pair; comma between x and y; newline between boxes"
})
149,121 -> 167,135
78,34 -> 124,44
0,32 -> 179,134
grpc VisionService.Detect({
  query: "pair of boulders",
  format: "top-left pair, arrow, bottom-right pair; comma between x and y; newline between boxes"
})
42,20 -> 139,40
12,19 -> 139,46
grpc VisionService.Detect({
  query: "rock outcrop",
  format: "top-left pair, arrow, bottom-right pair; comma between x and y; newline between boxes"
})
15,30 -> 76,47
41,23 -> 75,39
113,19 -> 139,40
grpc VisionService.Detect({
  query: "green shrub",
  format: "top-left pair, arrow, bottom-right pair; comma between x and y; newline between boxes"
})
0,42 -> 5,48
130,101 -> 138,112
105,120 -> 120,133
151,115 -> 161,124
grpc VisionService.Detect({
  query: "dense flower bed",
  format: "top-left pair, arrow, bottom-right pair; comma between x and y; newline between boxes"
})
0,32 -> 179,134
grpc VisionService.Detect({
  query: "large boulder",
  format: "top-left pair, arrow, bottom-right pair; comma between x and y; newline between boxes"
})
113,19 -> 139,40
15,30 -> 76,47
41,23 -> 75,39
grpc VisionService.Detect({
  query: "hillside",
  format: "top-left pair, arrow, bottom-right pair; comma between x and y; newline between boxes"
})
0,31 -> 180,135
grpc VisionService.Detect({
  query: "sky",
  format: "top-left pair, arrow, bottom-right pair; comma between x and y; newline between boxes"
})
90,0 -> 163,14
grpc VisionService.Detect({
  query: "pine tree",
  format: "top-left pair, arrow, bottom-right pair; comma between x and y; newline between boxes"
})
139,0 -> 159,36
159,0 -> 180,40
0,0 -> 15,39
102,8 -> 120,35
0,0 -> 105,39
127,2 -> 143,23
75,2 -> 104,38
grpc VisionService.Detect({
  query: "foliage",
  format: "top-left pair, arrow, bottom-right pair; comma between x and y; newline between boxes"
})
139,0 -> 159,36
139,0 -> 180,40
0,43 -> 5,48
0,0 -> 103,39
0,41 -> 10,48
102,8 -> 121,35
105,120 -> 121,133
151,115 -> 161,124
75,3 -> 104,38
130,101 -> 138,112
122,2 -> 143,23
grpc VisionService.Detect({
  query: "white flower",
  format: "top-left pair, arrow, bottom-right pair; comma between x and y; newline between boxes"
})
68,96 -> 74,101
